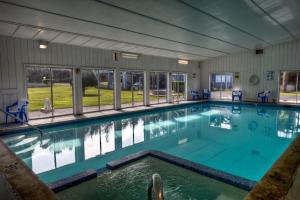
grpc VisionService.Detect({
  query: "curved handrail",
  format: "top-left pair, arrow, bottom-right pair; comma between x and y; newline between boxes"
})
148,173 -> 164,200
0,108 -> 44,145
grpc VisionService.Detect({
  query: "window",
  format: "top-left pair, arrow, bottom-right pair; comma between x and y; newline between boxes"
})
171,73 -> 186,102
210,73 -> 233,99
26,66 -> 73,119
120,71 -> 144,108
82,69 -> 114,113
150,72 -> 167,104
279,71 -> 300,104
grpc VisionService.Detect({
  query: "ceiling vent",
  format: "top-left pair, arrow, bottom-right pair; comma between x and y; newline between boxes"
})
255,49 -> 264,55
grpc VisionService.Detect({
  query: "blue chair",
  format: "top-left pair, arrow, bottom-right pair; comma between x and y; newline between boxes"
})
5,99 -> 29,125
257,91 -> 270,103
190,90 -> 200,100
202,89 -> 211,99
232,90 -> 242,101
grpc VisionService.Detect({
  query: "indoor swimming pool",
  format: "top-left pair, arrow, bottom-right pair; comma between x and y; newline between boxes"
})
1,102 -> 299,185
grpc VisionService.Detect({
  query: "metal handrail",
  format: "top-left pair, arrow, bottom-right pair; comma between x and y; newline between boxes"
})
0,108 -> 44,136
148,173 -> 164,200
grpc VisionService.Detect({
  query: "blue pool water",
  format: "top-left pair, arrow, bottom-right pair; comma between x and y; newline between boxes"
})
1,102 -> 299,184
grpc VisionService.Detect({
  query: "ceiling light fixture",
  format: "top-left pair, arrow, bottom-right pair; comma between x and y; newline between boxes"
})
39,40 -> 49,49
178,59 -> 189,65
121,52 -> 139,59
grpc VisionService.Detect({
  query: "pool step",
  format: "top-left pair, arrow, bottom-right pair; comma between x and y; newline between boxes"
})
2,135 -> 26,146
9,136 -> 39,152
16,139 -> 51,160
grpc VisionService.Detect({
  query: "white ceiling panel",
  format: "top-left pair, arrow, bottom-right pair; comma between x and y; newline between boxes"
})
82,38 -> 106,47
97,41 -> 118,49
117,44 -> 136,51
0,2 -> 236,53
13,26 -> 40,39
0,21 -> 18,36
99,0 -> 269,48
0,0 -> 299,61
52,32 -> 76,43
34,29 -> 59,40
181,0 -> 300,43
68,35 -> 90,45
106,43 -> 130,50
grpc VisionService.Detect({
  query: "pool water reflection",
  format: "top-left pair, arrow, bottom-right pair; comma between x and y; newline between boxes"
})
2,103 -> 300,183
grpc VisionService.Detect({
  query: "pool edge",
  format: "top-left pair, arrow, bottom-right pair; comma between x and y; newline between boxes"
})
49,150 -> 256,193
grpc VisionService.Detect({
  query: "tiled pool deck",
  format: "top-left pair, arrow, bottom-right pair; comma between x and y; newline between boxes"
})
1,100 -> 300,199
245,133 -> 300,200
0,139 -> 57,200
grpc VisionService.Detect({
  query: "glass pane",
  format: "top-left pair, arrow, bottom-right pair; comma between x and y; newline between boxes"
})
297,73 -> 300,104
158,73 -> 167,103
82,69 -> 99,113
150,72 -> 158,105
221,73 -> 233,99
121,71 -> 133,108
99,70 -> 114,110
26,67 -> 52,119
211,73 -> 233,99
132,72 -> 144,106
210,74 -> 221,99
279,71 -> 297,103
52,68 -> 73,116
172,73 -> 186,101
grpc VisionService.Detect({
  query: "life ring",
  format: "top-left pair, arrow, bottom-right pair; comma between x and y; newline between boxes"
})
249,74 -> 260,86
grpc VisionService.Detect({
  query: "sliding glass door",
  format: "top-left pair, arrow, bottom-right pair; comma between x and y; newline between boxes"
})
52,68 -> 73,116
26,66 -> 73,119
82,69 -> 114,113
171,73 -> 186,102
120,71 -> 144,108
150,72 -> 167,104
210,73 -> 233,99
279,71 -> 300,104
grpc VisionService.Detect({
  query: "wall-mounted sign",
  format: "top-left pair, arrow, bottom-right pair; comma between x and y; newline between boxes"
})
266,71 -> 274,81
234,72 -> 240,79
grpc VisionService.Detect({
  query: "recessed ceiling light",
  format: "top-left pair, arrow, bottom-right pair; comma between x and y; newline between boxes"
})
178,59 -> 189,65
121,52 -> 139,59
39,40 -> 49,49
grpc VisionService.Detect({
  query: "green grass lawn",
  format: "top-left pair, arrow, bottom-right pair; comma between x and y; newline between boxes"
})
28,84 -> 166,111
280,92 -> 300,96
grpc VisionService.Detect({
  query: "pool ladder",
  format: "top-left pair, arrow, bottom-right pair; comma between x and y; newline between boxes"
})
148,173 -> 164,200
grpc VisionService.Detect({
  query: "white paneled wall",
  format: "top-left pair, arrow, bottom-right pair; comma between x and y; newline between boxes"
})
0,35 -> 200,123
200,40 -> 300,101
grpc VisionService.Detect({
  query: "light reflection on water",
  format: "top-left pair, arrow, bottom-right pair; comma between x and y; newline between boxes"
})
2,103 -> 300,183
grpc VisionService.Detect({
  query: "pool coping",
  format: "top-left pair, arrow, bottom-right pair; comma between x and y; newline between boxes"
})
0,139 -> 58,200
48,150 -> 256,193
245,133 -> 300,200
